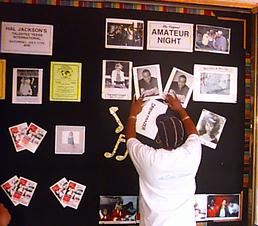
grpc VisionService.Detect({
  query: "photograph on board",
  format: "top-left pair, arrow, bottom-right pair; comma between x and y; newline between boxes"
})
207,194 -> 241,221
99,195 -> 138,224
193,64 -> 238,103
196,109 -> 226,149
133,64 -> 163,100
102,60 -> 133,100
12,68 -> 43,104
105,18 -> 144,50
55,125 -> 86,155
164,67 -> 194,108
195,24 -> 230,54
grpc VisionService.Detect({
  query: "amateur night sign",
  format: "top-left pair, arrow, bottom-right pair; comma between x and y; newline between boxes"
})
147,21 -> 193,52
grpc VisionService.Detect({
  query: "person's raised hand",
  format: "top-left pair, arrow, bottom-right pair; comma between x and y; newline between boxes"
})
129,95 -> 144,117
164,93 -> 183,113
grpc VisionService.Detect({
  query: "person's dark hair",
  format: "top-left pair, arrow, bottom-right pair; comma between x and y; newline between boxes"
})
142,69 -> 151,76
178,74 -> 187,81
155,114 -> 184,150
199,114 -> 221,139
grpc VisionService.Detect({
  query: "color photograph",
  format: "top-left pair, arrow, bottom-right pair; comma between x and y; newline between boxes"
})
106,18 -> 144,50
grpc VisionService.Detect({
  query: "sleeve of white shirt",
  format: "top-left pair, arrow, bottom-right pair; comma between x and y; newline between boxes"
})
127,138 -> 157,174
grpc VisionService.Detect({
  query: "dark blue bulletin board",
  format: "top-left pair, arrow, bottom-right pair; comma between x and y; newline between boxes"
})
0,2 -> 250,226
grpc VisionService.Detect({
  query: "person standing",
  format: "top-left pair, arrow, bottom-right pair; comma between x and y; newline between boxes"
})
126,94 -> 202,226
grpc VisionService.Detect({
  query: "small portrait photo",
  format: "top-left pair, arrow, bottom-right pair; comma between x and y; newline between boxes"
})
133,64 -> 163,100
164,67 -> 194,108
12,68 -> 43,104
195,24 -> 231,54
55,125 -> 85,155
194,194 -> 208,221
196,109 -> 226,149
207,194 -> 241,221
99,195 -> 138,224
193,64 -> 238,103
102,60 -> 133,100
105,18 -> 144,50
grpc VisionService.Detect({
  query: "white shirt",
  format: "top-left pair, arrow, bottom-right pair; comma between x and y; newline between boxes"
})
127,134 -> 202,226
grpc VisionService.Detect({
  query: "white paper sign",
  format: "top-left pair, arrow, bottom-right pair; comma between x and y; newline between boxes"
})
1,22 -> 53,55
136,99 -> 168,140
147,21 -> 193,52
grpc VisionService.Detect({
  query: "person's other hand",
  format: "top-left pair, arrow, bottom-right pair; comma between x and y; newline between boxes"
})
164,93 -> 183,112
0,203 -> 11,226
129,95 -> 144,117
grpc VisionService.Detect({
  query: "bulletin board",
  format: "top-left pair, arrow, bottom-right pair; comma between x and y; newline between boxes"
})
0,2 -> 251,226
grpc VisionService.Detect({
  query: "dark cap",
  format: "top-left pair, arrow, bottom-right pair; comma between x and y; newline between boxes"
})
156,114 -> 184,150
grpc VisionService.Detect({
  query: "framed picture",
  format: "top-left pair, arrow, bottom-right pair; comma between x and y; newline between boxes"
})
50,61 -> 82,102
194,193 -> 242,222
195,24 -> 231,54
147,20 -> 193,52
102,60 -> 133,100
164,67 -> 194,108
196,109 -> 226,149
55,125 -> 86,155
133,64 -> 163,100
12,68 -> 43,104
105,18 -> 144,50
1,21 -> 53,55
99,195 -> 138,224
0,59 -> 6,99
193,64 -> 238,103
206,193 -> 241,221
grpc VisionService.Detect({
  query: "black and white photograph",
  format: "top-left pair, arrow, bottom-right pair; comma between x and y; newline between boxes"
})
105,18 -> 144,50
193,64 -> 238,103
195,24 -> 230,54
133,64 -> 163,100
147,20 -> 193,52
196,109 -> 226,149
207,194 -> 241,221
164,67 -> 194,108
99,195 -> 138,224
102,60 -> 133,100
12,68 -> 43,104
55,125 -> 85,155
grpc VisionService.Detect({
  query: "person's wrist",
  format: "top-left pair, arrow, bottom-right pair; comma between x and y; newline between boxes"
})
129,115 -> 137,120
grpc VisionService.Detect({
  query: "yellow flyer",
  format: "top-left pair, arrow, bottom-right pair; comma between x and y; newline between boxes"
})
50,61 -> 82,102
0,59 -> 6,100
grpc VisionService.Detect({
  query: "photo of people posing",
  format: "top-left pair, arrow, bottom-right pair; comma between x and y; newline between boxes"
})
194,193 -> 241,222
105,18 -> 144,50
195,24 -> 231,54
99,196 -> 138,224
12,68 -> 43,104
